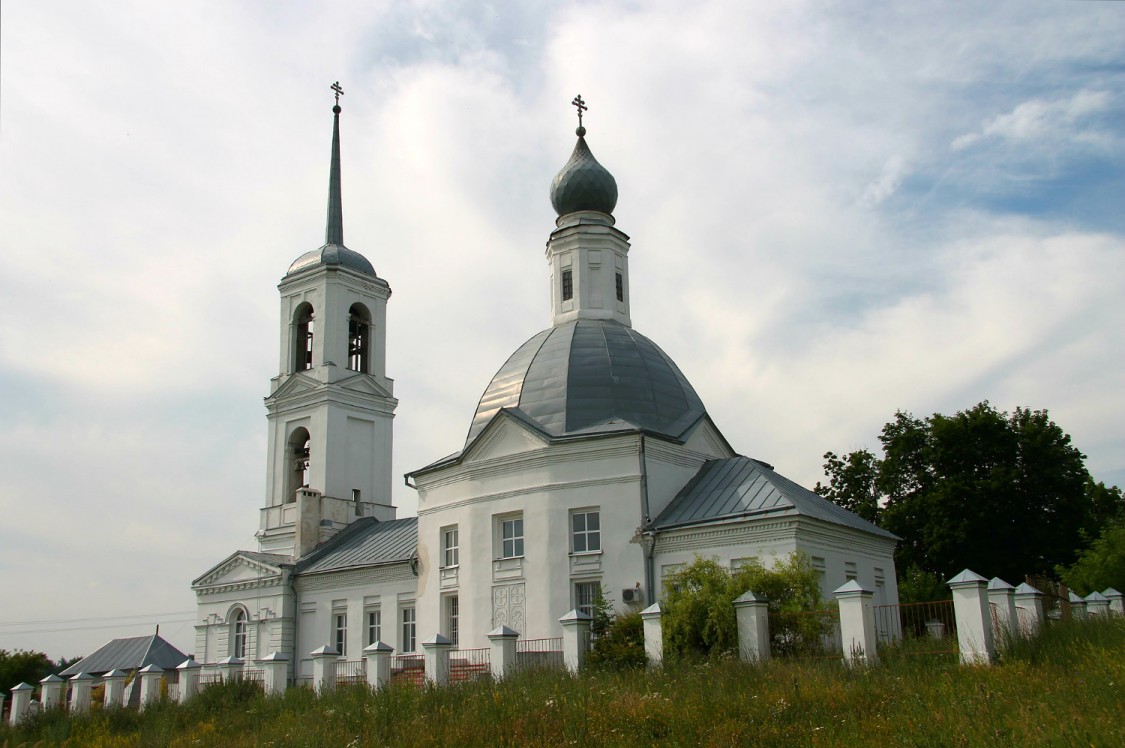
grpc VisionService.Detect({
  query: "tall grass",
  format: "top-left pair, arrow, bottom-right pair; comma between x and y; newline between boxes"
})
4,617 -> 1123,746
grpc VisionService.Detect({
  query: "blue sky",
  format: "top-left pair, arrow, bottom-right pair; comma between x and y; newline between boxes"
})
1,0 -> 1122,659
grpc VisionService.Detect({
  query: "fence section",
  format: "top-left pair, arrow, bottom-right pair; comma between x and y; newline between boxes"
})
768,607 -> 842,659
874,599 -> 958,657
449,648 -> 490,683
391,654 -> 425,686
334,660 -> 366,687
515,637 -> 564,670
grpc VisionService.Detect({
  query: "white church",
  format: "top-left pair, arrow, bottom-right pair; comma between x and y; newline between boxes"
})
191,93 -> 899,681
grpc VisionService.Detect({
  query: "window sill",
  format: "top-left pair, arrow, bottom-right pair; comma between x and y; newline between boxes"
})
569,550 -> 603,557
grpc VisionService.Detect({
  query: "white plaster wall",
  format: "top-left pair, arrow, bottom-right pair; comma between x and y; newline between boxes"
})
414,430 -> 656,648
293,563 -> 415,678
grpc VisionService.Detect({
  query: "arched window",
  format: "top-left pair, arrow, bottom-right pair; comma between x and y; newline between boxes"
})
293,304 -> 315,372
347,303 -> 371,373
285,427 -> 311,503
231,608 -> 248,659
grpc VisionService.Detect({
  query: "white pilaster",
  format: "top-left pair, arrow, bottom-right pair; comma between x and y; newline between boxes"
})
1085,591 -> 1110,616
834,580 -> 878,666
1013,583 -> 1045,636
733,591 -> 771,663
487,626 -> 519,680
39,674 -> 65,710
69,673 -> 94,714
177,658 -> 202,703
138,665 -> 164,708
639,603 -> 664,667
421,634 -> 452,686
310,645 -> 338,693
9,683 -> 33,725
102,669 -> 127,708
364,641 -> 394,689
987,578 -> 1019,644
559,609 -> 592,671
258,652 -> 290,695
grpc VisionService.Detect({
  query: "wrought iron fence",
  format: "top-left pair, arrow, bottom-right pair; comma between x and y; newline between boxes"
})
333,660 -> 366,687
768,607 -> 842,659
243,668 -> 265,685
449,648 -> 491,683
515,637 -> 564,670
874,599 -> 958,657
391,654 -> 425,686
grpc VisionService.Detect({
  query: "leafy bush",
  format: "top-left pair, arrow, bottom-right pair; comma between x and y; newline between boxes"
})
587,612 -> 647,670
662,553 -> 824,659
1057,517 -> 1125,595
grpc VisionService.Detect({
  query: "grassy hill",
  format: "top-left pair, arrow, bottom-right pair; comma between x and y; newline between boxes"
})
4,616 -> 1123,747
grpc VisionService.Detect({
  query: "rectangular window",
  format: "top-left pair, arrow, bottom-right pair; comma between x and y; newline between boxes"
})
571,510 -> 601,553
401,607 -> 416,652
501,516 -> 524,558
561,269 -> 573,301
334,612 -> 347,657
615,272 -> 623,302
446,596 -> 460,646
367,610 -> 382,646
443,526 -> 459,568
845,561 -> 858,582
575,581 -> 600,618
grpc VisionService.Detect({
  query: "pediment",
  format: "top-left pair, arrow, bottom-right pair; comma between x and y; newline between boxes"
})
682,416 -> 736,458
267,373 -> 320,402
192,552 -> 287,591
337,373 -> 393,399
462,412 -> 550,463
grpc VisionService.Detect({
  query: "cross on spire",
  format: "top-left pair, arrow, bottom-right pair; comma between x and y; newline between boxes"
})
331,81 -> 344,106
571,94 -> 587,128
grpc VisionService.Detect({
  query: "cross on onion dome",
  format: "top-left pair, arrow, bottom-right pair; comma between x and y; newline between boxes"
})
331,81 -> 344,105
571,94 -> 588,128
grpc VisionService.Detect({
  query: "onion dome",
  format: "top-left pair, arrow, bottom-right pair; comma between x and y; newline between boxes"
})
466,319 -> 707,445
549,127 -> 618,217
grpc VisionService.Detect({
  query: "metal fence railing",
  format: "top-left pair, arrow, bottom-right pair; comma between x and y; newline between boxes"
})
874,599 -> 958,657
449,648 -> 491,683
515,637 -> 563,670
334,660 -> 366,686
391,654 -> 425,686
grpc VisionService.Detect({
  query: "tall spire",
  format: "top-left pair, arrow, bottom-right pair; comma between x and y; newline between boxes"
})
325,81 -> 345,247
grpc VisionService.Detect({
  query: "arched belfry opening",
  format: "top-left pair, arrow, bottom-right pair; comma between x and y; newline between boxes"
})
285,427 -> 311,503
293,303 -> 315,372
348,302 -> 371,373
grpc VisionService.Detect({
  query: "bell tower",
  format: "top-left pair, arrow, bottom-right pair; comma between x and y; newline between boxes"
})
258,83 -> 398,557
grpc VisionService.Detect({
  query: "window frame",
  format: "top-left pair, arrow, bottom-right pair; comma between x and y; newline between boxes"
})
499,515 -> 524,559
333,611 -> 348,657
574,581 -> 600,618
231,608 -> 248,659
366,609 -> 382,646
561,268 -> 573,302
401,606 -> 417,652
442,526 -> 459,569
445,595 -> 460,646
570,509 -> 601,554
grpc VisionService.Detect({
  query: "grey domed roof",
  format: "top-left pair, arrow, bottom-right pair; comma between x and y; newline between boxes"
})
466,319 -> 707,445
286,242 -> 376,277
550,131 -> 618,217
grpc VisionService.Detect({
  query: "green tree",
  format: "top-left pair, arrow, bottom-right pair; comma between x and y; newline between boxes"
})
1057,518 -> 1125,595
662,554 -> 823,659
0,649 -> 53,697
814,449 -> 880,522
819,402 -> 1122,583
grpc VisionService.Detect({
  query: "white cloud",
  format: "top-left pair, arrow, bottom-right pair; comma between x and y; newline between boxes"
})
951,90 -> 1113,151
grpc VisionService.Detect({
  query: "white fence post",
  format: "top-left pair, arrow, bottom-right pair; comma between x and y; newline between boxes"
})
364,641 -> 394,689
422,634 -> 453,686
1084,591 -> 1110,616
987,578 -> 1019,644
216,655 -> 244,682
487,626 -> 519,680
102,669 -> 127,708
1105,588 -> 1124,615
1068,592 -> 1088,620
138,665 -> 164,708
69,673 -> 94,714
177,658 -> 202,703
640,603 -> 664,667
39,674 -> 66,710
559,609 -> 592,671
834,581 -> 879,666
733,591 -> 770,663
258,652 -> 289,695
310,646 -> 338,693
948,569 -> 996,665
9,682 -> 33,725
1013,582 -> 1045,636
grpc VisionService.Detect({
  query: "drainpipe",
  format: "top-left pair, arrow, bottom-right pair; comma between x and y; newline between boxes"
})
639,434 -> 656,601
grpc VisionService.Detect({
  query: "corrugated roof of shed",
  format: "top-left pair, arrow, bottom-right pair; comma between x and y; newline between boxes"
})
294,517 -> 417,575
652,455 -> 897,540
59,634 -> 188,677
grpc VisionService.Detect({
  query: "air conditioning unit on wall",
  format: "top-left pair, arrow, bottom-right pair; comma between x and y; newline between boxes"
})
622,587 -> 644,605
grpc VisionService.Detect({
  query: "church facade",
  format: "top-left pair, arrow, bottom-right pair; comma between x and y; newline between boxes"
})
192,96 -> 898,681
